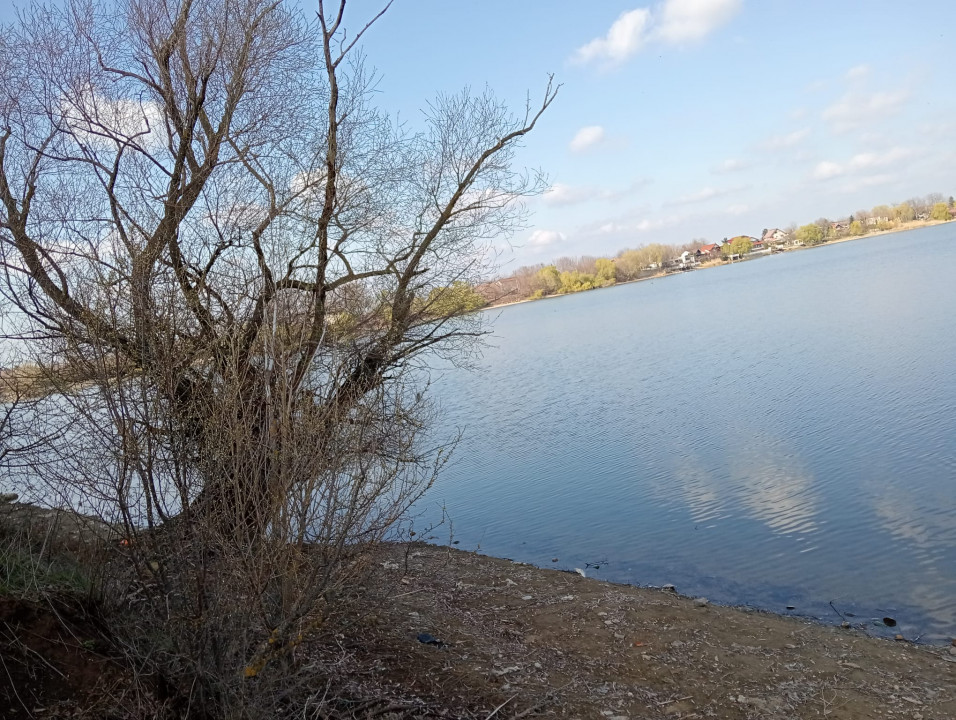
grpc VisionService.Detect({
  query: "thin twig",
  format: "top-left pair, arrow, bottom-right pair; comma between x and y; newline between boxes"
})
0,653 -> 35,718
511,681 -> 573,719
484,694 -> 517,720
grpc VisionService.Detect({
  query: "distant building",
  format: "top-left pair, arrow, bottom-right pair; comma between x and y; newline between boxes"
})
762,228 -> 790,244
677,250 -> 697,267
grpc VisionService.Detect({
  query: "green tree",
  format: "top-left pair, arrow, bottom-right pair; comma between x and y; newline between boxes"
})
872,204 -> 893,226
931,202 -> 951,221
534,265 -> 562,295
894,203 -> 915,223
645,243 -> 669,269
594,258 -> 617,286
795,223 -> 825,246
558,270 -> 596,293
721,236 -> 752,260
730,236 -> 753,255
422,281 -> 487,316
849,220 -> 865,236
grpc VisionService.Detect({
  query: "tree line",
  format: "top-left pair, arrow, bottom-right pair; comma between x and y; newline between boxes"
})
481,191 -> 955,305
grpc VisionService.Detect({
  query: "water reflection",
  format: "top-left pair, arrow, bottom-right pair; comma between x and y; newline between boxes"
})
428,227 -> 956,638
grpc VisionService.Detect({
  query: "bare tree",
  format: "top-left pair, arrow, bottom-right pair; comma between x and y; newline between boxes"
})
0,0 -> 555,712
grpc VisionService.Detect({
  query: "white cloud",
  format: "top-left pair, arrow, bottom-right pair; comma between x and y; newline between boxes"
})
838,173 -> 895,194
814,147 -> 913,182
635,217 -> 670,231
526,229 -> 566,248
599,222 -> 627,234
542,183 -> 596,206
572,0 -> 741,66
569,125 -> 607,153
61,86 -> 165,149
573,9 -> 652,66
725,204 -> 749,215
812,161 -> 844,180
845,64 -> 870,81
761,128 -> 810,151
679,186 -> 721,203
822,90 -> 910,133
655,0 -> 743,43
847,146 -> 911,170
713,157 -> 749,173
544,179 -> 653,206
666,184 -> 744,205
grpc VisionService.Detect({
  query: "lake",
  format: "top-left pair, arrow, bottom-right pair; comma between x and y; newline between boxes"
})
421,224 -> 956,643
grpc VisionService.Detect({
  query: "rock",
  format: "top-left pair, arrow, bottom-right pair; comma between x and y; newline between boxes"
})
948,646 -> 956,656
504,578 -> 517,586
894,634 -> 905,641
551,558 -> 559,562
882,616 -> 897,627
693,597 -> 709,607
662,584 -> 676,593
574,568 -> 587,578
521,595 -> 533,601
841,621 -> 851,629
0,493 -> 18,504
560,595 -> 576,601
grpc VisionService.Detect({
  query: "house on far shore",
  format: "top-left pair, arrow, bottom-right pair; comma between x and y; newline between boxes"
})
696,243 -> 720,258
762,228 -> 790,244
677,250 -> 697,267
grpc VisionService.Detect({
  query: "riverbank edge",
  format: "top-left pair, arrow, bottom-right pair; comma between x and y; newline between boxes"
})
352,542 -> 956,718
3,502 -> 955,718
486,218 -> 955,311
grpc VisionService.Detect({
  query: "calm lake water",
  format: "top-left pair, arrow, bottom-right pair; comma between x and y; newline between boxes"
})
421,224 -> 956,643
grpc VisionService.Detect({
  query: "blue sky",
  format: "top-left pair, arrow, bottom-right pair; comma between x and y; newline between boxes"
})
3,1 -> 953,269
364,0 -> 956,267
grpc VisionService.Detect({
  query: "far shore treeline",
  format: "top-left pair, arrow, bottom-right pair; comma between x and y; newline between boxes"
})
445,192 -> 955,310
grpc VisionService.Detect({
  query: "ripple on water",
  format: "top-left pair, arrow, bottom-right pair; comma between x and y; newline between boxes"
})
423,225 -> 956,641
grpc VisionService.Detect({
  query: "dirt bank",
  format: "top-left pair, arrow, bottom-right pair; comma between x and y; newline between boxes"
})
320,543 -> 956,719
3,525 -> 954,718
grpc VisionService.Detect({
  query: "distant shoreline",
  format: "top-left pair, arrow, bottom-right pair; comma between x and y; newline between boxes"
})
485,219 -> 954,311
